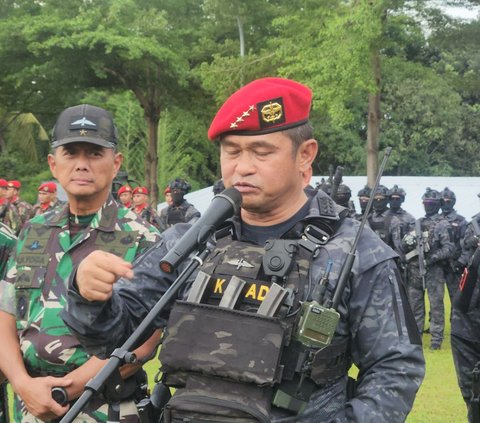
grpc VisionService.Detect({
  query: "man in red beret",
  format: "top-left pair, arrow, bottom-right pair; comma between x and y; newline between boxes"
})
65,78 -> 424,423
132,186 -> 161,229
0,179 -> 21,234
32,182 -> 61,217
6,180 -> 34,229
117,184 -> 133,208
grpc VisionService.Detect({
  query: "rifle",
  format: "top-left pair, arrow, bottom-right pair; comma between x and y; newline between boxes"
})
330,166 -> 344,203
415,219 -> 427,290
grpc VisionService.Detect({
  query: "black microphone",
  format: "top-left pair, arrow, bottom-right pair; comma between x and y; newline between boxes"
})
159,187 -> 242,273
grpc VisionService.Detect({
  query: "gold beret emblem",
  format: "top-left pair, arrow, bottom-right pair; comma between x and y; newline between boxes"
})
261,102 -> 283,123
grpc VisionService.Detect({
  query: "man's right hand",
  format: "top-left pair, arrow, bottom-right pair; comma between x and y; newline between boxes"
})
76,250 -> 134,301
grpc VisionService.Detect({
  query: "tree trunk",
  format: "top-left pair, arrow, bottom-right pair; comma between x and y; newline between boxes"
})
366,51 -> 381,188
145,113 -> 160,206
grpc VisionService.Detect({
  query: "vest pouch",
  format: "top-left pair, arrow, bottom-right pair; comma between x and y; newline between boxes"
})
160,301 -> 287,386
163,374 -> 271,423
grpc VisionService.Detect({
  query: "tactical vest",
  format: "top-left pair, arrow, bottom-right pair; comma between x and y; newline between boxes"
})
159,220 -> 351,422
15,222 -> 138,376
368,214 -> 393,247
167,203 -> 188,226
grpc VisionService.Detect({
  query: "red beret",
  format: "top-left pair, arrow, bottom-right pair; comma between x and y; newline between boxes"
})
8,180 -> 21,189
117,185 -> 133,195
133,186 -> 149,195
0,179 -> 8,188
38,182 -> 57,193
164,186 -> 171,195
207,77 -> 312,141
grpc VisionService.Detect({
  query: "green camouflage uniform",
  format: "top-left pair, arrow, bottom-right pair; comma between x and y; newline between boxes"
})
0,223 -> 16,423
10,198 -> 34,232
0,195 -> 160,423
0,201 -> 22,236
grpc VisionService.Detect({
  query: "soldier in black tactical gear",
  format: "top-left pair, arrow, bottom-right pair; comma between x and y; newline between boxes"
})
368,185 -> 402,252
387,185 -> 415,241
452,233 -> 480,421
158,178 -> 201,232
402,188 -> 454,350
334,183 -> 356,217
458,193 -> 480,270
355,185 -> 371,221
440,187 -> 467,301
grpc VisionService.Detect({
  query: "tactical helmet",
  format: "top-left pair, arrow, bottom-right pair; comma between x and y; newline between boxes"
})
388,184 -> 406,198
422,187 -> 441,201
441,187 -> 456,201
337,184 -> 351,195
357,185 -> 371,197
373,185 -> 389,198
168,178 -> 191,194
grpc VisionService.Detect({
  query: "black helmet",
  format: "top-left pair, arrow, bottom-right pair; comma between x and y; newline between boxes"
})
388,184 -> 406,198
337,184 -> 351,195
422,187 -> 441,201
357,185 -> 371,197
373,185 -> 389,198
168,178 -> 191,194
441,187 -> 456,201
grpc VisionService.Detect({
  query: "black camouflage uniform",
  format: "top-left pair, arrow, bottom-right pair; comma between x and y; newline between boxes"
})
63,190 -> 425,422
402,188 -> 454,350
440,187 -> 467,301
367,185 -> 402,253
458,193 -> 480,269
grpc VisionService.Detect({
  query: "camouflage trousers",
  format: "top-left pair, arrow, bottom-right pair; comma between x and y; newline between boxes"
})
13,394 -> 140,423
451,334 -> 480,423
407,265 -> 445,348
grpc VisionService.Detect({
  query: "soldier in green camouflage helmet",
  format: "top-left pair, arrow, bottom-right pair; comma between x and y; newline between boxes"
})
0,104 -> 162,423
64,79 -> 424,422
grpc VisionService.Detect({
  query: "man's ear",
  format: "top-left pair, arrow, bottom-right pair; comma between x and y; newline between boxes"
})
298,139 -> 318,173
47,153 -> 57,178
112,152 -> 123,177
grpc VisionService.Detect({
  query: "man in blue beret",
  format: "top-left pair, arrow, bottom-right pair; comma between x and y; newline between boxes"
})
63,78 -> 424,422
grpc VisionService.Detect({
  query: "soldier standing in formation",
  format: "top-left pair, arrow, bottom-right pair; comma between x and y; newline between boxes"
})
6,181 -> 34,231
31,182 -> 61,217
367,185 -> 402,252
117,184 -> 133,208
0,104 -> 163,422
0,178 -> 21,235
440,187 -> 467,302
158,178 -> 201,232
63,77 -> 424,422
131,186 -> 162,229
402,188 -> 454,350
355,185 -> 371,221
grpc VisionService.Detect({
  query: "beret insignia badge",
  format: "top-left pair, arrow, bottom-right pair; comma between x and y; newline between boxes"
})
258,97 -> 285,129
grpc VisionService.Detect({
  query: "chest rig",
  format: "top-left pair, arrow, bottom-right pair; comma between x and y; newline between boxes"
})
167,203 -> 188,226
159,214 -> 351,422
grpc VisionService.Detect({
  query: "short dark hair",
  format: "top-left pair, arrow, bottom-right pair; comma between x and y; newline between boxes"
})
283,122 -> 314,155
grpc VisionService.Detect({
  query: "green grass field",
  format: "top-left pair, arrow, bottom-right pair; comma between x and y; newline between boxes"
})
7,293 -> 468,422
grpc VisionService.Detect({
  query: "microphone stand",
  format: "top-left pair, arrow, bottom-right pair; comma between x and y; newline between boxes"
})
60,247 -> 211,423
